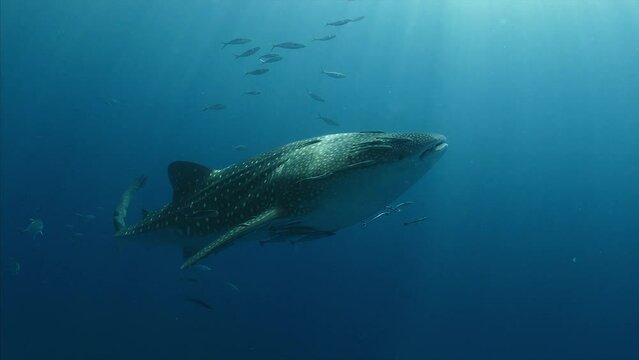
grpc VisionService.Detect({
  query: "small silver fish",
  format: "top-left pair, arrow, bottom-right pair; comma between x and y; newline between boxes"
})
234,46 -> 260,59
313,35 -> 336,42
307,90 -> 326,102
271,42 -> 305,51
321,68 -> 346,79
261,56 -> 283,64
221,38 -> 251,49
233,145 -> 248,151
243,91 -> 261,95
187,297 -> 213,310
260,56 -> 283,64
326,19 -> 351,26
227,282 -> 240,292
350,16 -> 365,22
258,53 -> 280,61
317,114 -> 340,126
74,213 -> 96,222
202,104 -> 226,111
245,68 -> 269,76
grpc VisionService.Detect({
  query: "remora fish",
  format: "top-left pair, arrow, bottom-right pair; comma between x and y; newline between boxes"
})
361,201 -> 413,226
113,132 -> 448,269
234,47 -> 260,59
321,68 -> 346,79
221,38 -> 251,49
271,42 -> 305,51
350,16 -> 365,22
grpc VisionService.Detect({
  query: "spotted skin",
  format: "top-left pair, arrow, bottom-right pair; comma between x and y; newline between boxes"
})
114,131 -> 448,268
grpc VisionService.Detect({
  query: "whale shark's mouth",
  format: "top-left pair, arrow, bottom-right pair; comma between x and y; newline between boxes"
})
419,139 -> 448,161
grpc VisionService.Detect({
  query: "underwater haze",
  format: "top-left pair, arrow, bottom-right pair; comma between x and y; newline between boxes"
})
2,1 -> 639,359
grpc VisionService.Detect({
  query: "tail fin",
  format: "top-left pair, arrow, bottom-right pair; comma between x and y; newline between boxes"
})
271,45 -> 276,52
113,175 -> 147,234
221,42 -> 227,49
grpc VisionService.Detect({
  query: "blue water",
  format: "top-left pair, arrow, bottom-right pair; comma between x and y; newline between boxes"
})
2,1 -> 638,359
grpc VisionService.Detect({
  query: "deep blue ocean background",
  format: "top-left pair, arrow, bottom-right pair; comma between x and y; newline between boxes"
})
2,1 -> 638,359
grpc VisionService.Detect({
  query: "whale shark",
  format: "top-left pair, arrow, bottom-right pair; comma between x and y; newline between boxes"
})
113,131 -> 448,269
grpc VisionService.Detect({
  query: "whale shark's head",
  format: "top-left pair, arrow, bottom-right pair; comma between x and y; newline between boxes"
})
295,132 -> 448,230
388,132 -> 448,163
345,131 -> 448,174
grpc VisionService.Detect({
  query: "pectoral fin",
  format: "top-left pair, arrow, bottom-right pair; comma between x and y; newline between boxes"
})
180,208 -> 283,269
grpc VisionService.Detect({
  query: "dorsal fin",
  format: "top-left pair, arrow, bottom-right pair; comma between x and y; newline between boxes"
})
168,161 -> 211,202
